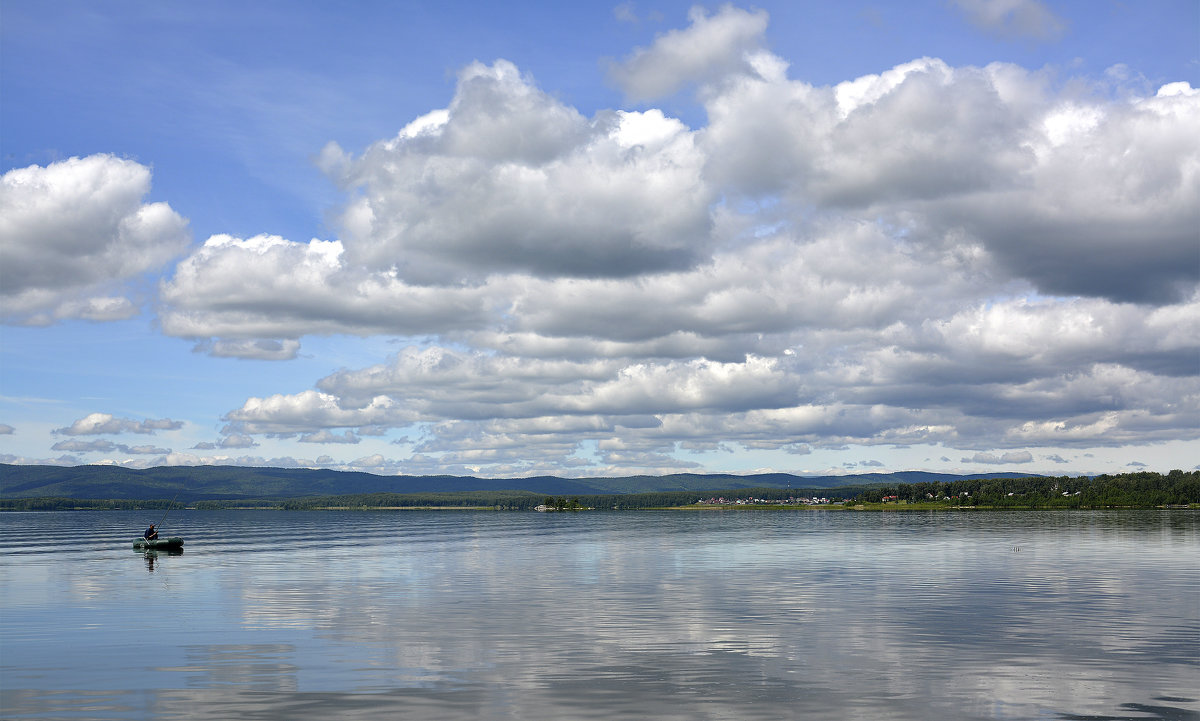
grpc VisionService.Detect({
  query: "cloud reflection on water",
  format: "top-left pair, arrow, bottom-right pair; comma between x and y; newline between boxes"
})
0,510 -> 1196,720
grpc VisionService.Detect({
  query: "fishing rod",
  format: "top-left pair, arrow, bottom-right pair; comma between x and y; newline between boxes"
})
155,489 -> 182,530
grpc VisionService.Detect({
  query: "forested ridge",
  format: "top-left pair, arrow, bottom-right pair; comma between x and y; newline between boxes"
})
0,463 -> 1033,501
1,471 -> 1195,511
847,470 -> 1198,507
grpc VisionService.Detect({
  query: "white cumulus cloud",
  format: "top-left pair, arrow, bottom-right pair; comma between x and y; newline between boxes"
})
327,60 -> 712,284
1,155 -> 189,324
609,4 -> 770,101
963,450 -> 1035,464
53,413 -> 184,436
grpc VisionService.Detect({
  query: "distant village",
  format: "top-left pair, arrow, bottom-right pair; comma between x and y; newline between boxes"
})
695,491 -> 1079,506
693,496 -> 836,506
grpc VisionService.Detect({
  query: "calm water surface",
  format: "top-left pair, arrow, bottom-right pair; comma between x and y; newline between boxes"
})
0,509 -> 1196,720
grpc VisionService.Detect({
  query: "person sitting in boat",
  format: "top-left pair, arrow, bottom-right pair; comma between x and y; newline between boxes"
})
144,524 -> 158,540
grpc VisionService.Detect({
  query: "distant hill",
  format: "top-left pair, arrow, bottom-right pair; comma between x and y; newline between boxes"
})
0,464 -> 1039,501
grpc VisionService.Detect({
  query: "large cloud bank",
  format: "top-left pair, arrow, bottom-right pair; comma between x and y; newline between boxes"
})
1,154 -> 189,324
18,7 -> 1199,475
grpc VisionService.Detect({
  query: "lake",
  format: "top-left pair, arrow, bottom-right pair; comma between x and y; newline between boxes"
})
1,509 -> 1196,720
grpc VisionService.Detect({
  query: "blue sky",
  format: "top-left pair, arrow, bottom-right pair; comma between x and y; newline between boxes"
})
2,0 -> 1197,478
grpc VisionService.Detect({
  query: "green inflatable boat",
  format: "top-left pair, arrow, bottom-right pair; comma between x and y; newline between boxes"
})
133,537 -> 184,550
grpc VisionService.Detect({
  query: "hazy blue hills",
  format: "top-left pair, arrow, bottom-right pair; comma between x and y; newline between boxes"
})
0,464 -> 1038,501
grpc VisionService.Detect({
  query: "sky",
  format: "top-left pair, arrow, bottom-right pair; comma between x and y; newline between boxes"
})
1,0 -> 1197,480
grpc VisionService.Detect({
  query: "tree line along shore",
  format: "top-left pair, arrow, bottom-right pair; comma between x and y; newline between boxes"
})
1,471 -> 1195,512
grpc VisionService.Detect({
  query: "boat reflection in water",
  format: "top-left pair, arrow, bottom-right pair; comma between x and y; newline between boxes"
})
137,545 -> 183,572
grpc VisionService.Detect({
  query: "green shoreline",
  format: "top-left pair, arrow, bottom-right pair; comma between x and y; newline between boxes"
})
4,502 -> 1197,512
665,503 -> 1199,511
